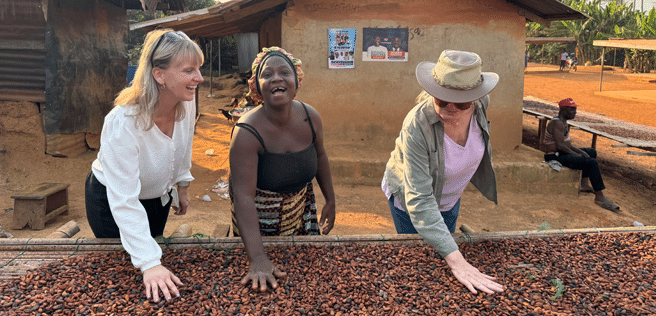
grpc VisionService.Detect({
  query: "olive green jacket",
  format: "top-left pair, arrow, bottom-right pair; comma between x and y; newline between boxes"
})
383,95 -> 497,258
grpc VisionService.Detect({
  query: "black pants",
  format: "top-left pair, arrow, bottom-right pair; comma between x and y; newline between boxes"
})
85,171 -> 171,238
544,148 -> 605,192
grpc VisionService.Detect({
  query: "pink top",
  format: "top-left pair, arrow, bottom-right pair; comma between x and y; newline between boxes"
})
382,115 -> 484,212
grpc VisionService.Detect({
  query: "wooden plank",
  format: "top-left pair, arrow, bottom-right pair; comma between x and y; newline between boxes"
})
627,151 -> 656,157
45,133 -> 87,158
525,37 -> 575,44
594,39 -> 656,50
2,228 -> 655,251
42,205 -> 68,223
11,183 -> 69,200
517,10 -> 550,27
523,108 -> 554,119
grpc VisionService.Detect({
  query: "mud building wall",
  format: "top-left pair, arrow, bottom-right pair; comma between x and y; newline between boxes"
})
281,0 -> 526,151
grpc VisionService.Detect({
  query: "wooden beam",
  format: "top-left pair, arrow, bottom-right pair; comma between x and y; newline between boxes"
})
525,37 -> 576,44
195,26 -> 242,39
182,21 -> 240,38
161,11 -> 223,29
627,151 -> 656,157
518,9 -> 550,27
594,40 -> 656,50
166,15 -> 226,32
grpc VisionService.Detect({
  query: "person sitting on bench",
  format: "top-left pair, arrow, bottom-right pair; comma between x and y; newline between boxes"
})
543,98 -> 620,212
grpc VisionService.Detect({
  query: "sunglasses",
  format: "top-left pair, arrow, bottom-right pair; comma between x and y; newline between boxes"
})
436,99 -> 473,110
150,31 -> 188,66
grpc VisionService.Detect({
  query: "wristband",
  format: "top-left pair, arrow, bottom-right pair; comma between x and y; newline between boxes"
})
176,181 -> 190,187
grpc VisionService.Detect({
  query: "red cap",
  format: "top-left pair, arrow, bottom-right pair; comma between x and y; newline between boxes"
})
558,98 -> 577,108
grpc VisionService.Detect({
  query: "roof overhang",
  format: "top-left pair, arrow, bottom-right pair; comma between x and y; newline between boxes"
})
103,0 -> 186,12
507,0 -> 588,27
594,39 -> 656,50
130,0 -> 289,39
526,37 -> 577,44
130,0 -> 588,39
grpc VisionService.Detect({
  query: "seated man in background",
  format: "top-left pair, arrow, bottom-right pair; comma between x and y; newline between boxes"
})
543,98 -> 620,212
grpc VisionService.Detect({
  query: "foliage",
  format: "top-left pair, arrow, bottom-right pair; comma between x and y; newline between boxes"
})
126,0 -> 220,66
550,278 -> 565,301
185,0 -> 216,11
538,222 -> 551,231
526,0 -> 656,72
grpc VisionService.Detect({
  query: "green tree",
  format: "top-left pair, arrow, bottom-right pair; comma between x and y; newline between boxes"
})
526,0 -> 638,66
126,0 -> 218,65
614,8 -> 656,72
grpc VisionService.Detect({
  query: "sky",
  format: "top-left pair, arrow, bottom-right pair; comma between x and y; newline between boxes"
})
619,0 -> 656,11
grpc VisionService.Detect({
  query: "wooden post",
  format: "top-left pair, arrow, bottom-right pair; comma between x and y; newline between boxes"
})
591,134 -> 598,149
169,224 -> 193,238
538,116 -> 549,152
207,39 -> 214,98
47,220 -> 80,238
600,47 -> 605,92
217,37 -> 222,77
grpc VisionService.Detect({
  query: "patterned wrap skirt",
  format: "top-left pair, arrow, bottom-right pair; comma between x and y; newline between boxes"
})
230,182 -> 320,236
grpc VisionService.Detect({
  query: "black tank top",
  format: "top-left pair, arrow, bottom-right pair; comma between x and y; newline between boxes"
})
234,103 -> 318,194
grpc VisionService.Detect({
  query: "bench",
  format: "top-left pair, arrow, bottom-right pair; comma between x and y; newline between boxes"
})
11,183 -> 70,230
523,108 -> 599,150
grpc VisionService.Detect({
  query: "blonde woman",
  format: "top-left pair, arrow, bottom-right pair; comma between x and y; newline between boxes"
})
85,29 -> 203,303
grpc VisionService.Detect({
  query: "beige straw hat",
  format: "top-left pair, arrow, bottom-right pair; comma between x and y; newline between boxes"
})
416,50 -> 499,103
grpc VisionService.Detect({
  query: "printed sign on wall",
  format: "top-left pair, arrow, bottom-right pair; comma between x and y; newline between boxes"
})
362,28 -> 409,62
328,28 -> 356,69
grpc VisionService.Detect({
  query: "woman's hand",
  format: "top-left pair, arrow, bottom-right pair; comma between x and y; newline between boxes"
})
319,201 -> 335,235
241,254 -> 287,292
173,186 -> 190,215
143,264 -> 183,302
444,250 -> 504,294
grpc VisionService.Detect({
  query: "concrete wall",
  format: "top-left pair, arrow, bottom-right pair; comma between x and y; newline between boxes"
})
281,0 -> 526,151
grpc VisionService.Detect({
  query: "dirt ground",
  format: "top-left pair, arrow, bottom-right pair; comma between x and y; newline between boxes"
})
0,62 -> 654,240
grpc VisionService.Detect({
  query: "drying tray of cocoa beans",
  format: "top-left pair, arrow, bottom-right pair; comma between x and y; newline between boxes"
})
1,227 -> 655,315
524,96 -> 656,149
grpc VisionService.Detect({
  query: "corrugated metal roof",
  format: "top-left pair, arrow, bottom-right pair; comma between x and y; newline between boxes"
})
0,0 -> 46,103
507,0 -> 588,22
130,0 -> 288,38
131,0 -> 587,39
102,0 -> 186,11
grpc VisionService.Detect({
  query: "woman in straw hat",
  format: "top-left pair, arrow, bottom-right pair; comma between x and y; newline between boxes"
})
229,47 -> 336,292
382,49 -> 504,294
85,29 -> 204,303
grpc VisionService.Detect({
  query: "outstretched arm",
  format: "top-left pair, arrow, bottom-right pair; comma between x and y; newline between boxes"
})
230,125 -> 286,292
397,116 -> 503,294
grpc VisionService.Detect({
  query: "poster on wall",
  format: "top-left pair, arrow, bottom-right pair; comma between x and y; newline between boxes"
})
328,28 -> 356,69
362,28 -> 409,62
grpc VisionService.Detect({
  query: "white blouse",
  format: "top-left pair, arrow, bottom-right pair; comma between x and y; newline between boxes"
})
91,101 -> 195,272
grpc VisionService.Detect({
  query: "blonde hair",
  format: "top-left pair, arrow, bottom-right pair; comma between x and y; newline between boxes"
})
115,29 -> 204,130
416,91 -> 433,105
